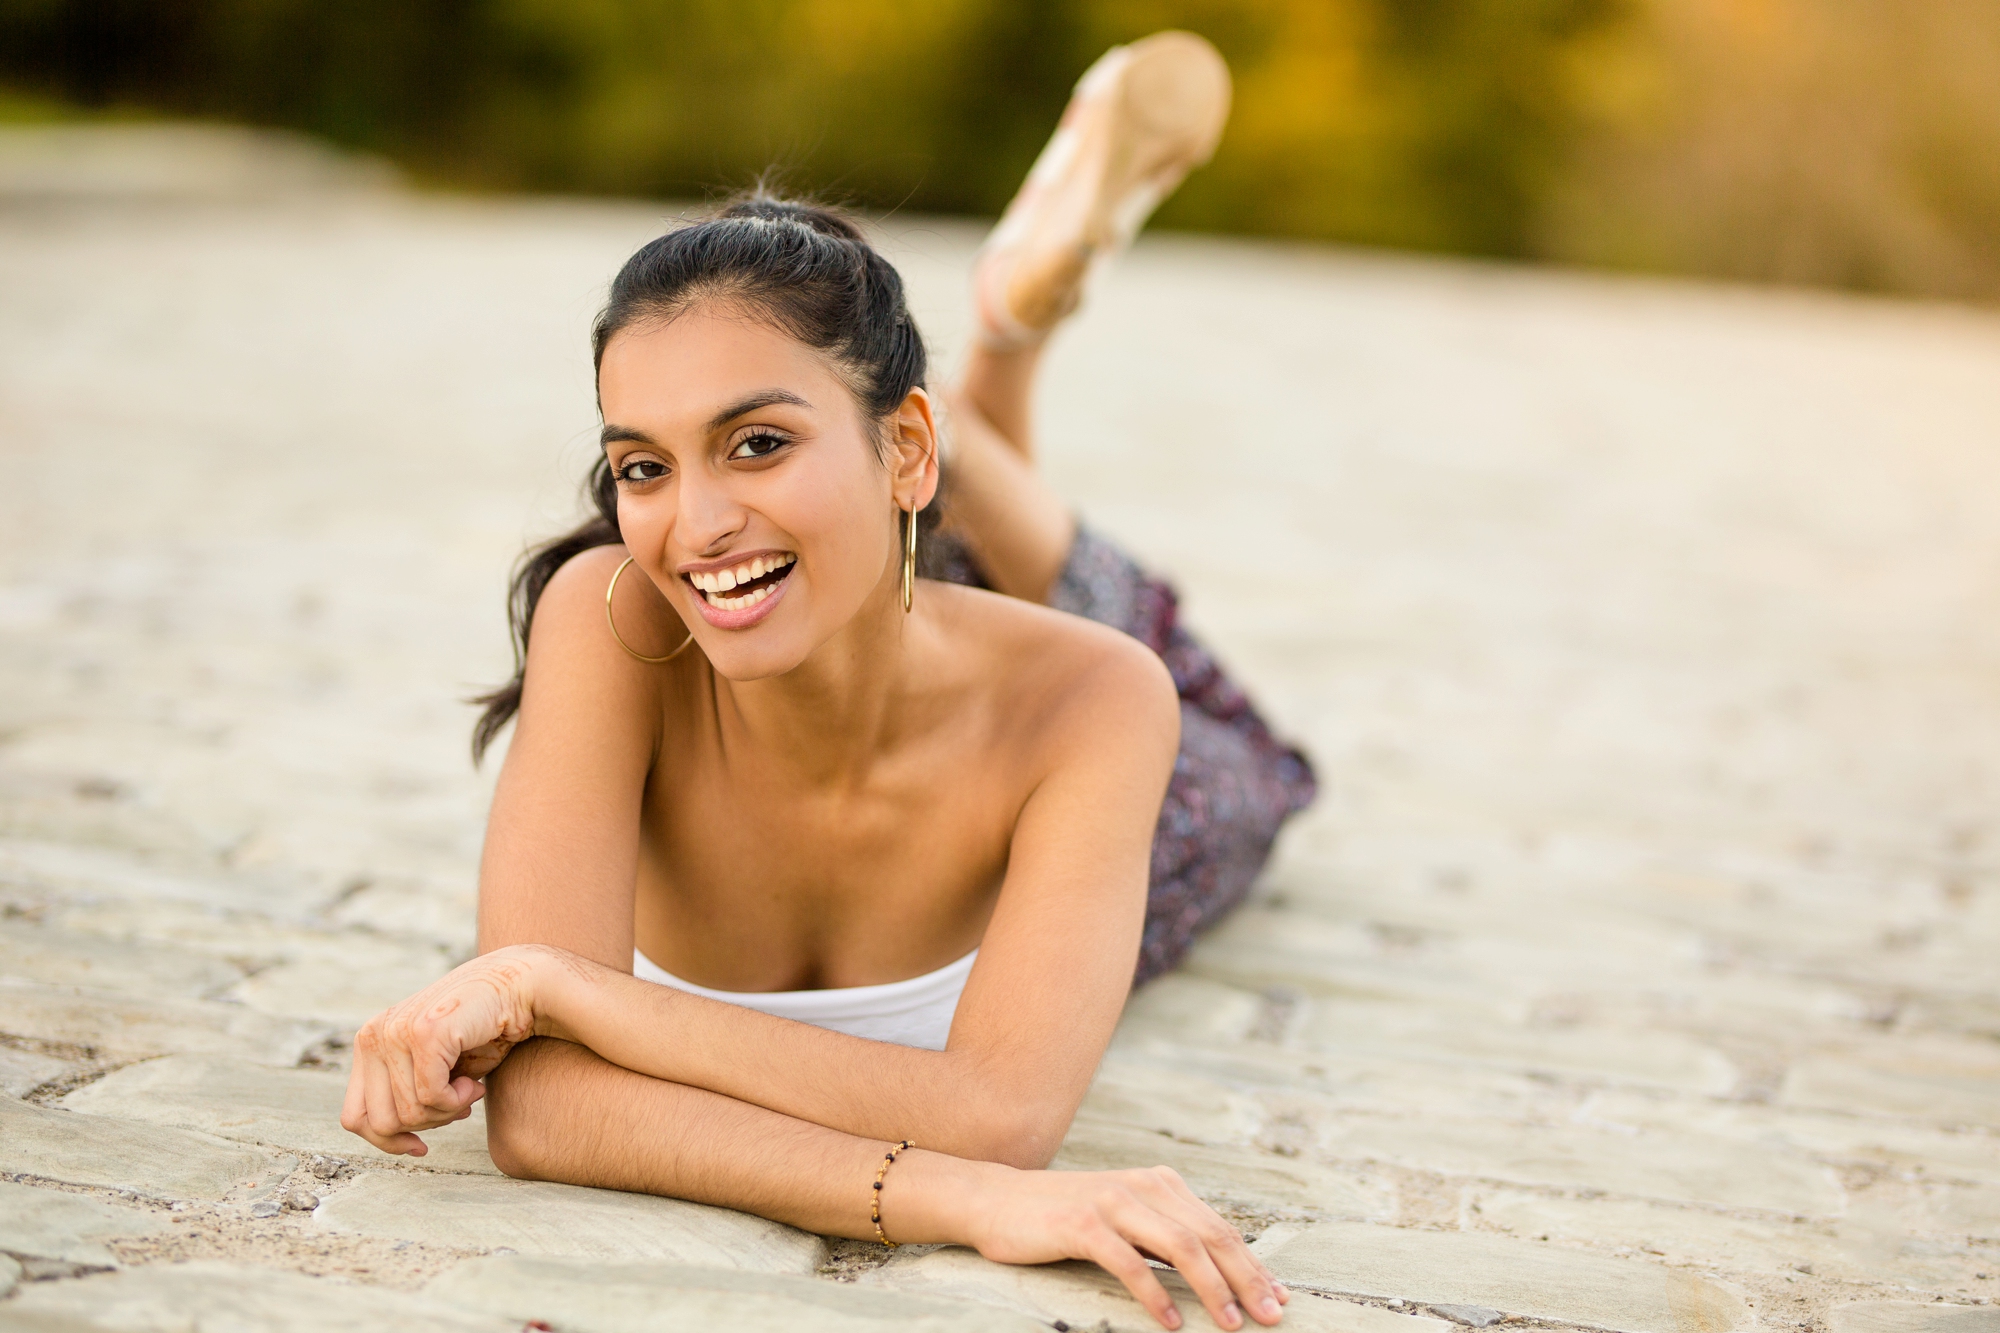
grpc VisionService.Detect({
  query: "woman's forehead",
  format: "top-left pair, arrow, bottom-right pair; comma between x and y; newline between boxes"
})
599,309 -> 849,428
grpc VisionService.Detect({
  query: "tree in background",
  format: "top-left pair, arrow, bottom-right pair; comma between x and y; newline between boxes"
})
3,0 -> 1995,301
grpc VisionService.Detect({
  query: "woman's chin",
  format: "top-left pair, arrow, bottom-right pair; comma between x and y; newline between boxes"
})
700,638 -> 815,683
687,585 -> 814,681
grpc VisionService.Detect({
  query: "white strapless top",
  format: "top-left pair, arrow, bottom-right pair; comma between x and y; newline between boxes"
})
632,947 -> 976,1051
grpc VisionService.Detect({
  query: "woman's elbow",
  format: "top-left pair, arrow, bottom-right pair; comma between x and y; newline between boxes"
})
482,1040 -> 557,1180
965,1102 -> 1072,1170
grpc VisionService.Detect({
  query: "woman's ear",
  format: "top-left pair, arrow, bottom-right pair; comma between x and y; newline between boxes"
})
889,387 -> 941,512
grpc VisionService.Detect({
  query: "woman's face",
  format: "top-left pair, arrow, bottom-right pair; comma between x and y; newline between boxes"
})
597,304 -> 935,682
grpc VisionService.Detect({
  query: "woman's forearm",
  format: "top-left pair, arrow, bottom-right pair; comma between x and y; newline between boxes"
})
486,1035 -> 1003,1240
523,946 -> 1074,1165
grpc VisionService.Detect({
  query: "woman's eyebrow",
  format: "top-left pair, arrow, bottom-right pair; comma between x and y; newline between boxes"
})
599,390 -> 812,449
705,388 -> 811,432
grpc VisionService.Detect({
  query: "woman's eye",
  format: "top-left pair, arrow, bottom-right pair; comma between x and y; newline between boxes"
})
730,432 -> 788,460
617,460 -> 669,483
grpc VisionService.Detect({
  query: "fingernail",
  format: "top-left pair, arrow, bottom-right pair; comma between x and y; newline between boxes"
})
1260,1296 -> 1282,1319
1275,1283 -> 1291,1299
1163,1308 -> 1182,1330
1226,1301 -> 1243,1328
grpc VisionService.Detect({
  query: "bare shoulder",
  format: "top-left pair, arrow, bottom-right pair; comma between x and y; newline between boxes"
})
516,545 -> 689,743
927,581 -> 1179,768
530,545 -> 690,670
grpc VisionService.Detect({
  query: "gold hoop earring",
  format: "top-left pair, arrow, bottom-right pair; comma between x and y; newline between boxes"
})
605,556 -> 696,663
902,504 -> 918,614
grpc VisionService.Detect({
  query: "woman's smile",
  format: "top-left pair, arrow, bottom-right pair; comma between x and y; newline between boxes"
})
683,550 -> 798,628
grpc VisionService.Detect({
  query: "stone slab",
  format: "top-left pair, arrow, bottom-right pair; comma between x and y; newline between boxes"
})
0,1095 -> 293,1201
0,1046 -> 73,1099
1783,1050 -> 2000,1127
314,1169 -> 826,1271
1253,1221 -> 1753,1333
1933,1186 -> 2000,1238
1055,1116 -> 1394,1219
0,978 -> 331,1066
0,921 -> 241,998
1828,1303 -> 2000,1333
1115,975 -> 1265,1044
862,1244 -> 1450,1333
0,1179 -> 166,1265
0,839 -> 287,919
58,1053 -> 499,1175
1313,1114 -> 1842,1216
427,1254 -> 1046,1333
0,1259 -> 516,1332
1078,1053 -> 1266,1145
1469,1189 -> 1971,1287
1293,999 -> 1736,1096
226,947 -> 451,1028
1576,1091 -> 2000,1188
1118,1037 -> 1568,1126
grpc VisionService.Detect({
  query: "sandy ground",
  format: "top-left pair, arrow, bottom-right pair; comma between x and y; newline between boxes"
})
1,126 -> 1997,1332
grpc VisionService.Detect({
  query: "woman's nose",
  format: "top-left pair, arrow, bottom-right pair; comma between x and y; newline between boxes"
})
674,473 -> 746,555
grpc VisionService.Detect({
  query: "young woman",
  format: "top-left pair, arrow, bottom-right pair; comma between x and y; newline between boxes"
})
341,31 -> 1313,1332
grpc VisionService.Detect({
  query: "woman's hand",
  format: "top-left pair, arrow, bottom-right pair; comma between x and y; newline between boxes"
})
339,944 -> 559,1156
933,1160 -> 1290,1330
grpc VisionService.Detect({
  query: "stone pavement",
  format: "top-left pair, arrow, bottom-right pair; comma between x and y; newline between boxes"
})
1,126 -> 1997,1331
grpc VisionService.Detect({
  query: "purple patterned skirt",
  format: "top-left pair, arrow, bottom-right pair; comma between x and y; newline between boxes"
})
935,526 -> 1318,984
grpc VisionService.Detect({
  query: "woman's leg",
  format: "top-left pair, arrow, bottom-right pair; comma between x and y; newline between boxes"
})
935,391 -> 1074,603
933,29 -> 1313,982
938,31 -> 1230,603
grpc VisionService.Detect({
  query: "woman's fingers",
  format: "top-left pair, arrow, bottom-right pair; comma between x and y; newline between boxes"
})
1108,1194 -> 1244,1330
1080,1223 -> 1184,1331
360,1045 -> 414,1145
1145,1170 -> 1286,1326
380,1015 -> 431,1127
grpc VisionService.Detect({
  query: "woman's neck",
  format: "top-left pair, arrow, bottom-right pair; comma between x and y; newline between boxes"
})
709,578 -> 936,783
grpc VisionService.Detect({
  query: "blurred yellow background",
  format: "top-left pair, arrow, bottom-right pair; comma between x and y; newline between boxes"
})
4,0 -> 1997,301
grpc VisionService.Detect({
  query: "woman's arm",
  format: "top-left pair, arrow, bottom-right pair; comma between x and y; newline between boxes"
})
369,617 -> 1177,1167
480,1036 -> 1287,1332
429,545 -> 1177,1165
541,630 -> 1177,1164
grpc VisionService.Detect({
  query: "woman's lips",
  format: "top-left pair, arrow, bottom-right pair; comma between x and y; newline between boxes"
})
686,562 -> 794,630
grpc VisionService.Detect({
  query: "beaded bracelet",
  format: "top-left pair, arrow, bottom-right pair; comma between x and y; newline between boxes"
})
870,1140 -> 916,1248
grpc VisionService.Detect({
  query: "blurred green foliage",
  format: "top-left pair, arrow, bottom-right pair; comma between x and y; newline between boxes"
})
4,0 -> 1997,300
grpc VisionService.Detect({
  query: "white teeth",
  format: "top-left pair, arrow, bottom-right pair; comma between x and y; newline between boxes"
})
704,582 -> 775,612
687,554 -> 795,610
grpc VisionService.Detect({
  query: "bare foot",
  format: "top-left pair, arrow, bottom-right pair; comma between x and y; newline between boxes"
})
972,31 -> 1232,352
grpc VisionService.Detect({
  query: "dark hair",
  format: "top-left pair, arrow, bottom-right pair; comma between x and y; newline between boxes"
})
470,191 -> 936,762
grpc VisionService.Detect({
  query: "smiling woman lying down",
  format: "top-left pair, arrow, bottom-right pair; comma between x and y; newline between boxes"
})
340,29 -> 1315,1333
